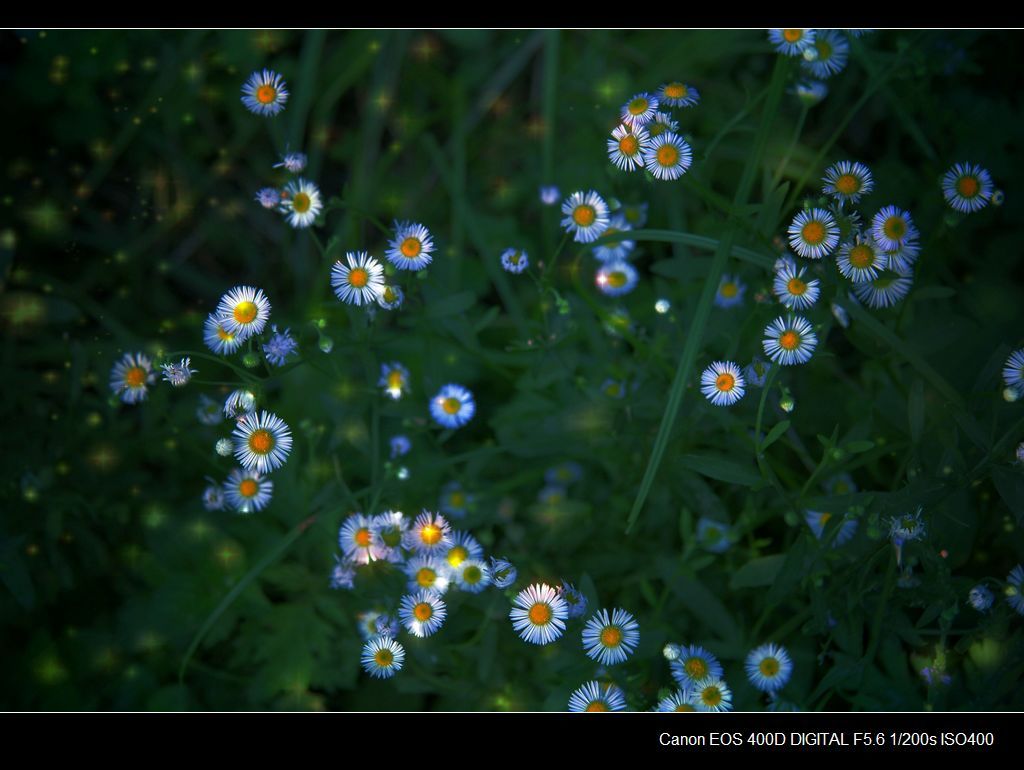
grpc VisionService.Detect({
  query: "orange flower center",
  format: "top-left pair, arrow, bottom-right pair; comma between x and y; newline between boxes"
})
782,29 -> 803,43
600,627 -> 622,647
657,144 -> 679,167
957,176 -> 979,198
586,701 -> 609,712
354,528 -> 372,547
715,373 -> 735,392
348,268 -> 369,288
124,366 -> 146,387
801,221 -> 825,245
413,602 -> 433,622
619,135 -> 639,155
573,205 -> 596,227
528,602 -> 552,625
820,512 -> 833,524
387,371 -> 404,390
779,330 -> 800,350
248,429 -> 274,454
256,85 -> 277,104
664,82 -> 686,98
374,648 -> 393,666
835,174 -> 859,194
239,479 -> 258,498
233,301 -> 257,323
720,282 -> 738,298
849,245 -> 874,268
216,326 -> 234,341
442,397 -> 461,415
400,237 -> 422,258
787,277 -> 807,295
416,567 -> 436,587
759,658 -> 780,676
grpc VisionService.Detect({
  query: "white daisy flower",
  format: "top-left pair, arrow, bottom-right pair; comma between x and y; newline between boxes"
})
561,190 -> 610,244
216,285 -> 271,341
109,352 -> 155,404
643,132 -> 693,181
700,361 -> 746,406
330,251 -> 385,306
223,467 -> 273,513
787,208 -> 839,259
510,582 -> 568,645
773,263 -> 820,309
281,178 -> 322,229
385,221 -> 435,271
763,315 -> 817,366
607,124 -> 649,171
232,410 -> 292,474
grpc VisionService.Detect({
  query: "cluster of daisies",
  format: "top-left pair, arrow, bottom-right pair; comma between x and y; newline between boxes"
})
768,29 -> 867,107
254,153 -> 324,231
606,81 -> 697,181
969,565 -> 1024,616
557,189 -> 653,299
572,641 -> 794,713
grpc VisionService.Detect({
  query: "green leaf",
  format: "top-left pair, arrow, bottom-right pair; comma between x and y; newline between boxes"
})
845,440 -> 876,454
992,466 -> 1024,524
908,378 -> 925,443
657,558 -> 741,644
760,420 -> 791,452
423,290 -> 478,319
678,453 -> 765,488
729,554 -> 786,589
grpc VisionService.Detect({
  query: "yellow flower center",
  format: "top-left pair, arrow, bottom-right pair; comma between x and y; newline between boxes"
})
447,545 -> 469,568
849,244 -> 874,268
782,29 -> 803,43
606,271 -> 628,289
420,524 -> 442,546
716,373 -> 735,392
759,657 -> 780,677
619,134 -> 639,156
291,192 -> 311,213
239,479 -> 258,498
957,176 -> 979,198
657,144 -> 679,167
374,648 -> 393,666
664,82 -> 686,98
413,602 -> 433,622
442,397 -> 461,415
216,325 -> 234,342
573,205 -> 596,227
383,286 -> 398,303
801,220 -> 825,245
124,366 -> 146,387
627,97 -> 648,115
586,701 -> 609,712
256,85 -> 277,104
387,371 -> 404,391
720,282 -> 738,298
787,277 -> 807,295
416,567 -> 436,587
233,301 -> 257,324
449,492 -> 465,509
815,40 -> 833,60
883,216 -> 906,240
684,658 -> 707,678
820,512 -> 833,524
400,237 -> 422,258
701,686 -> 722,706
600,627 -> 622,647
348,267 -> 369,288
779,330 -> 800,351
529,603 -> 551,625
675,703 -> 696,712
462,565 -> 482,584
248,429 -> 274,455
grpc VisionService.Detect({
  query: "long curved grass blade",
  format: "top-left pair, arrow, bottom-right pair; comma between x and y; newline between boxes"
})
625,57 -> 791,534
178,517 -> 316,683
592,228 -> 774,268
